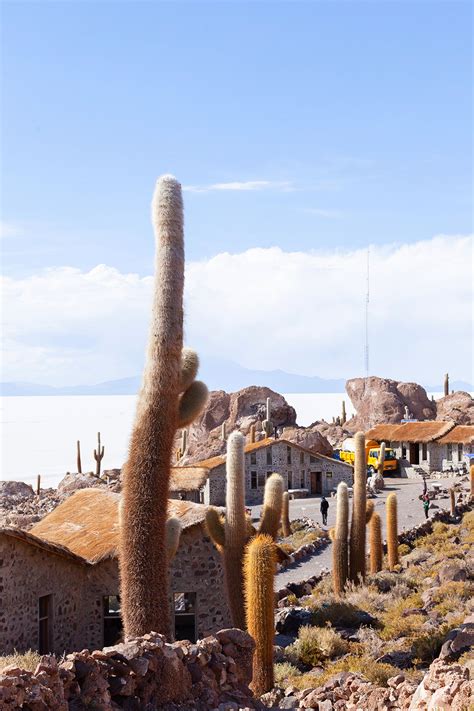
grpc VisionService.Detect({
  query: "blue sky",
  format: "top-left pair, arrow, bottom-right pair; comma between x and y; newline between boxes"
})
1,1 -> 472,386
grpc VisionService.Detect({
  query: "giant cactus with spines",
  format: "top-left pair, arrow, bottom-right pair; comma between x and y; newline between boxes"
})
244,534 -> 276,696
120,175 -> 208,639
386,493 -> 399,570
332,481 -> 349,595
259,473 -> 284,539
349,431 -> 367,583
369,512 -> 383,573
282,491 -> 291,537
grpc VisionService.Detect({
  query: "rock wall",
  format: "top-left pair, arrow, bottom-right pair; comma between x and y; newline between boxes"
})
0,629 -> 257,710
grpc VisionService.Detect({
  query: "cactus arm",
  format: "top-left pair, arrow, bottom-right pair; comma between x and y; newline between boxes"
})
165,517 -> 182,561
258,473 -> 284,539
205,508 -> 226,549
180,348 -> 199,392
178,380 -> 209,427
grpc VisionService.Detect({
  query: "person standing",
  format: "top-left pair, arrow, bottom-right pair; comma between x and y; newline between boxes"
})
320,496 -> 329,526
422,495 -> 430,519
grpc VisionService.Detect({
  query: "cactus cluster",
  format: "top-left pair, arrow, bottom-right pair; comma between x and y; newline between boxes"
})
119,176 -> 208,639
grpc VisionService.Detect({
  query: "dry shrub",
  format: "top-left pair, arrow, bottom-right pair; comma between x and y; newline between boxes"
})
311,653 -> 400,687
287,625 -> 349,667
379,593 -> 425,640
398,543 -> 411,556
0,649 -> 41,672
274,661 -> 302,685
411,619 -> 464,665
310,599 -> 365,628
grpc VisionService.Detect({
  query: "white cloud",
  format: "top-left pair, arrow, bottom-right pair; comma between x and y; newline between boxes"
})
183,180 -> 294,193
1,236 -> 472,386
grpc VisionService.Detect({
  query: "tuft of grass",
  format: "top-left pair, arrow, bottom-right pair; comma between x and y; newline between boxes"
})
274,661 -> 302,685
286,625 -> 349,667
410,619 -> 464,665
310,653 -> 401,687
398,543 -> 411,557
379,593 -> 425,640
0,649 -> 42,672
309,598 -> 368,628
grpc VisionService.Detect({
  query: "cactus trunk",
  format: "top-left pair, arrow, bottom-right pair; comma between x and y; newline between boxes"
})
341,400 -> 346,424
377,442 -> 386,476
471,464 -> 474,500
120,176 -> 185,639
369,512 -> 383,573
259,473 -> 284,539
349,431 -> 367,583
332,481 -> 349,595
450,488 -> 456,516
444,373 -> 449,397
282,491 -> 291,537
244,534 -> 276,696
386,493 -> 399,570
76,440 -> 82,474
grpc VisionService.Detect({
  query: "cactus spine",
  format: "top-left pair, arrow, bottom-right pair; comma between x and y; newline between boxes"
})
444,373 -> 449,397
120,175 -> 208,639
386,493 -> 399,570
349,431 -> 367,583
341,400 -> 346,424
76,440 -> 82,474
369,512 -> 383,574
449,488 -> 456,516
94,432 -> 105,476
281,491 -> 291,537
244,534 -> 276,696
332,481 -> 349,595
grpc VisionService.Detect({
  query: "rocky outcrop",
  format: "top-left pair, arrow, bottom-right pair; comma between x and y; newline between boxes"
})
0,629 -> 257,710
436,391 -> 474,425
306,421 -> 350,449
180,386 -> 297,463
280,426 -> 333,458
345,377 -> 436,431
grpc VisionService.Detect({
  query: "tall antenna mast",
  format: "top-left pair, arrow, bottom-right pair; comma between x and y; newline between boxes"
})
364,247 -> 370,377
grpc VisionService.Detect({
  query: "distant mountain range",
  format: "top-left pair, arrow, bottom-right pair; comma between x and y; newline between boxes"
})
1,358 -> 472,396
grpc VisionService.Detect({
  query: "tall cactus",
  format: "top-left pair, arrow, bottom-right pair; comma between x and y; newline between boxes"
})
249,424 -> 256,444
281,491 -> 291,537
181,429 -> 187,454
386,493 -> 399,570
444,373 -> 449,397
120,176 -> 208,639
377,442 -> 386,476
349,431 -> 367,583
262,397 -> 273,438
259,473 -> 284,539
94,432 -> 105,476
332,481 -> 349,595
449,488 -> 456,516
244,534 -> 276,696
470,464 -> 474,500
369,512 -> 383,573
76,440 -> 82,474
341,400 -> 346,424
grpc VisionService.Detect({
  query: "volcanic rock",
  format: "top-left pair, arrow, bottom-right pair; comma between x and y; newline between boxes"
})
436,391 -> 474,425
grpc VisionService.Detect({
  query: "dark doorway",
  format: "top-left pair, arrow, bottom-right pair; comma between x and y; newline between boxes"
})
174,592 -> 197,643
310,472 -> 322,495
409,442 -> 420,465
104,595 -> 123,646
38,594 -> 53,654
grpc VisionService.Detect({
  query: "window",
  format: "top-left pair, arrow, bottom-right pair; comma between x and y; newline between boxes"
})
266,448 -> 272,465
258,471 -> 266,488
174,592 -> 197,643
38,595 -> 53,654
288,471 -> 293,489
447,443 -> 453,461
300,470 -> 305,488
251,471 -> 257,489
287,446 -> 292,465
457,444 -> 463,461
250,451 -> 257,465
104,595 -> 122,646
326,471 -> 333,478
300,451 -> 304,464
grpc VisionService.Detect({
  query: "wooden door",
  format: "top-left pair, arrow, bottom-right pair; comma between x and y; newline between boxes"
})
310,471 -> 322,495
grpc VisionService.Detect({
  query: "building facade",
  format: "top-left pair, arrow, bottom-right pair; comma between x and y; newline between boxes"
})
0,490 -> 231,656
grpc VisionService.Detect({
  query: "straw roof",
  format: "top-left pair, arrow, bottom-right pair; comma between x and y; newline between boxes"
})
169,467 -> 209,492
0,527 -> 88,566
366,421 -> 456,444
30,488 -> 209,564
436,425 -> 474,445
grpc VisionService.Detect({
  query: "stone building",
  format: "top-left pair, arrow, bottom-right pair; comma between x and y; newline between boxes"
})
0,489 -> 230,656
366,421 -> 474,475
178,438 -> 353,505
169,467 -> 209,503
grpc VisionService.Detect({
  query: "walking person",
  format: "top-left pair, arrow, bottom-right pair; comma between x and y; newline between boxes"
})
320,496 -> 329,526
422,494 -> 430,520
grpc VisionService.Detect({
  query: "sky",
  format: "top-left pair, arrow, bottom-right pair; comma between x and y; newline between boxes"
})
1,1 -> 473,387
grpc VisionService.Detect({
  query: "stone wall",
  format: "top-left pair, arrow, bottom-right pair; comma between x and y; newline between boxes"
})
0,629 -> 257,710
0,524 -> 231,656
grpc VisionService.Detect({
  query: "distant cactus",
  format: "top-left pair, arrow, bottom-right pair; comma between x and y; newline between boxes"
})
471,464 -> 474,500
259,473 -> 284,539
120,175 -> 208,639
444,373 -> 449,397
332,481 -> 349,595
244,534 -> 276,696
349,432 -> 367,583
221,422 -> 227,441
249,424 -> 256,443
175,448 -> 182,461
366,500 -> 375,523
181,429 -> 187,454
341,400 -> 346,424
262,397 -> 273,437
76,440 -> 82,474
94,432 -> 105,476
386,493 -> 399,570
282,491 -> 291,537
450,488 -> 456,516
369,512 -> 383,573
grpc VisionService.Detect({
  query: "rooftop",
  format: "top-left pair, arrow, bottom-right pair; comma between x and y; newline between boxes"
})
366,421 -> 457,444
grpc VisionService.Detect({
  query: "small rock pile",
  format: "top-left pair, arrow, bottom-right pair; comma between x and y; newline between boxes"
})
0,629 -> 258,710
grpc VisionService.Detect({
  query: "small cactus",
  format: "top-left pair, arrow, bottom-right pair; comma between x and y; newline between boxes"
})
221,422 -> 227,441
449,488 -> 456,517
259,473 -> 284,539
76,440 -> 82,474
94,432 -> 105,477
369,512 -> 383,574
332,481 -> 349,595
341,400 -> 346,424
386,493 -> 399,570
262,397 -> 273,438
444,373 -> 449,397
244,534 -> 276,696
249,424 -> 256,444
349,432 -> 367,583
281,491 -> 291,537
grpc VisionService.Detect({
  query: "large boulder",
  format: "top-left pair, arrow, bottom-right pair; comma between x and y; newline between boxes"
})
0,481 -> 34,501
436,391 -> 474,425
280,425 -> 333,458
345,376 -> 436,431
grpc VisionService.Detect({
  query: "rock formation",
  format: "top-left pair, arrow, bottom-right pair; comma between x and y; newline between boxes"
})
435,391 -> 474,425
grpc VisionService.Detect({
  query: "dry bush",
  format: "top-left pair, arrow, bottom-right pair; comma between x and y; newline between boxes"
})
0,649 -> 41,672
287,625 -> 349,667
411,619 -> 464,665
379,593 -> 425,640
355,626 -> 386,659
274,661 -> 302,685
310,653 -> 401,687
398,543 -> 411,556
310,598 -> 366,628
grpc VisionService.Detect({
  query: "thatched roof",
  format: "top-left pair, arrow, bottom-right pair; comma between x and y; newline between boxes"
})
0,527 -> 88,566
366,421 -> 456,444
30,488 -> 209,564
169,467 -> 209,492
436,425 -> 474,444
